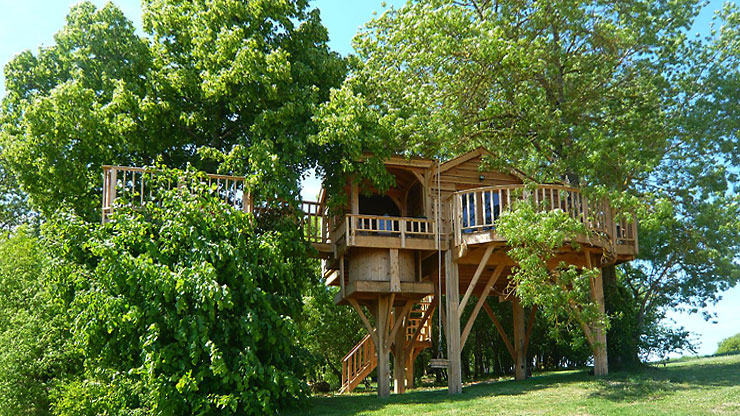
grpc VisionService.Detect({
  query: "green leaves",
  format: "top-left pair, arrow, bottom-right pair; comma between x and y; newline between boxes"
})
44,169 -> 313,415
498,200 -> 605,347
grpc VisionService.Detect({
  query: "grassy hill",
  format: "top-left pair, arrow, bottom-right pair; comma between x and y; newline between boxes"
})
290,353 -> 740,415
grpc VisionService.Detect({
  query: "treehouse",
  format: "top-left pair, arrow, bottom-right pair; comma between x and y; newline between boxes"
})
101,147 -> 638,398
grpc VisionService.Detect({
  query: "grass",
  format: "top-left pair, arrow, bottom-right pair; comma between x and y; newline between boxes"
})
286,353 -> 740,415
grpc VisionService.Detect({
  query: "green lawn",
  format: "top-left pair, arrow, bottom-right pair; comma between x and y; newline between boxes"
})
287,354 -> 740,415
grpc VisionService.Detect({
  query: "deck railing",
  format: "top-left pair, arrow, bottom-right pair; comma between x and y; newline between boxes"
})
450,184 -> 637,250
102,166 -> 250,222
300,200 -> 329,244
344,214 -> 436,248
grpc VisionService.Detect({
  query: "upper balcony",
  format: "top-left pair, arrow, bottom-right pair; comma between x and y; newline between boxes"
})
450,184 -> 638,261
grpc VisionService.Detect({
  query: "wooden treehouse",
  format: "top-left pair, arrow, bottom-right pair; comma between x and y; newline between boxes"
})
101,147 -> 638,398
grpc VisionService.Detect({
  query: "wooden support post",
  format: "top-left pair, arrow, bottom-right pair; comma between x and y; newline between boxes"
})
512,297 -> 527,380
406,348 -> 415,390
376,296 -> 391,397
393,306 -> 407,394
339,256 -> 346,299
390,249 -> 401,292
445,250 -> 462,394
523,305 -> 538,359
587,252 -> 609,376
351,181 -> 359,215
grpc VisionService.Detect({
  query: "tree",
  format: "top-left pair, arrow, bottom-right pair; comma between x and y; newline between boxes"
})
299,283 -> 364,388
1,0 -> 345,222
313,0 -> 740,367
716,333 -> 740,355
46,169 -> 314,415
1,3 -> 152,221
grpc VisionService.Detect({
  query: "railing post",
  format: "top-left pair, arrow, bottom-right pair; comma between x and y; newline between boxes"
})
346,215 -> 351,246
400,219 -> 406,248
110,168 -> 118,210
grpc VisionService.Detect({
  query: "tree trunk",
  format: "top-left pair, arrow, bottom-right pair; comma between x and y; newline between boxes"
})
602,264 -> 642,370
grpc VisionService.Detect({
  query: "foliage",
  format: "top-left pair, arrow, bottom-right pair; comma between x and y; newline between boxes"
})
716,333 -> 740,355
0,164 -> 30,231
0,228 -> 77,416
45,169 -> 314,415
496,200 -> 605,352
0,0 -> 345,221
141,0 -> 346,202
313,0 -> 702,192
299,283 -> 364,388
0,2 -> 151,221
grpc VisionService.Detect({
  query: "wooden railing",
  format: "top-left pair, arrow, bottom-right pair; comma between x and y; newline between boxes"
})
344,214 -> 436,248
102,166 -> 250,222
300,201 -> 329,244
340,333 -> 377,393
450,184 -> 637,251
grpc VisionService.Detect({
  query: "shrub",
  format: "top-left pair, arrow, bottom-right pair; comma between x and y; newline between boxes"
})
46,169 -> 313,415
0,228 -> 76,416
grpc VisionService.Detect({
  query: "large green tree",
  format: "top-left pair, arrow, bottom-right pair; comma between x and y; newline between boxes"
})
313,0 -> 740,368
1,0 -> 345,221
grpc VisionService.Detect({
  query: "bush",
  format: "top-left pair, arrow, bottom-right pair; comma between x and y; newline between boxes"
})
0,228 -> 76,416
716,333 -> 740,355
46,170 -> 313,415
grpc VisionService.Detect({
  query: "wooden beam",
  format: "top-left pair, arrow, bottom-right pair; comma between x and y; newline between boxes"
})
458,246 -> 494,316
461,265 -> 504,349
376,296 -> 391,397
386,299 -> 414,350
390,249 -> 401,292
393,305 -> 408,394
351,180 -> 359,214
348,298 -> 377,348
339,256 -> 346,298
483,302 -> 515,361
523,305 -> 538,359
385,293 -> 396,344
586,252 -> 608,376
445,250 -> 462,394
512,297 -> 527,380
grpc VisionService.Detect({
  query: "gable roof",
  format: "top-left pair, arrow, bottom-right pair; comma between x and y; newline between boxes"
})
439,147 -> 533,182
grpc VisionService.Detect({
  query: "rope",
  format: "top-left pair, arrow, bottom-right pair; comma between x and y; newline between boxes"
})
436,159 -> 444,357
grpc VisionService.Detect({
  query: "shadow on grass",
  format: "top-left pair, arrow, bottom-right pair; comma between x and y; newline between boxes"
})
589,358 -> 740,402
285,355 -> 740,415
284,370 -> 592,416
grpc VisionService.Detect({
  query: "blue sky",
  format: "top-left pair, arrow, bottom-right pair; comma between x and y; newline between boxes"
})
0,0 -> 738,356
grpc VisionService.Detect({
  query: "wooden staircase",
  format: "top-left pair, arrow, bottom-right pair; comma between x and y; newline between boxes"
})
340,298 -> 433,393
339,334 -> 377,394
